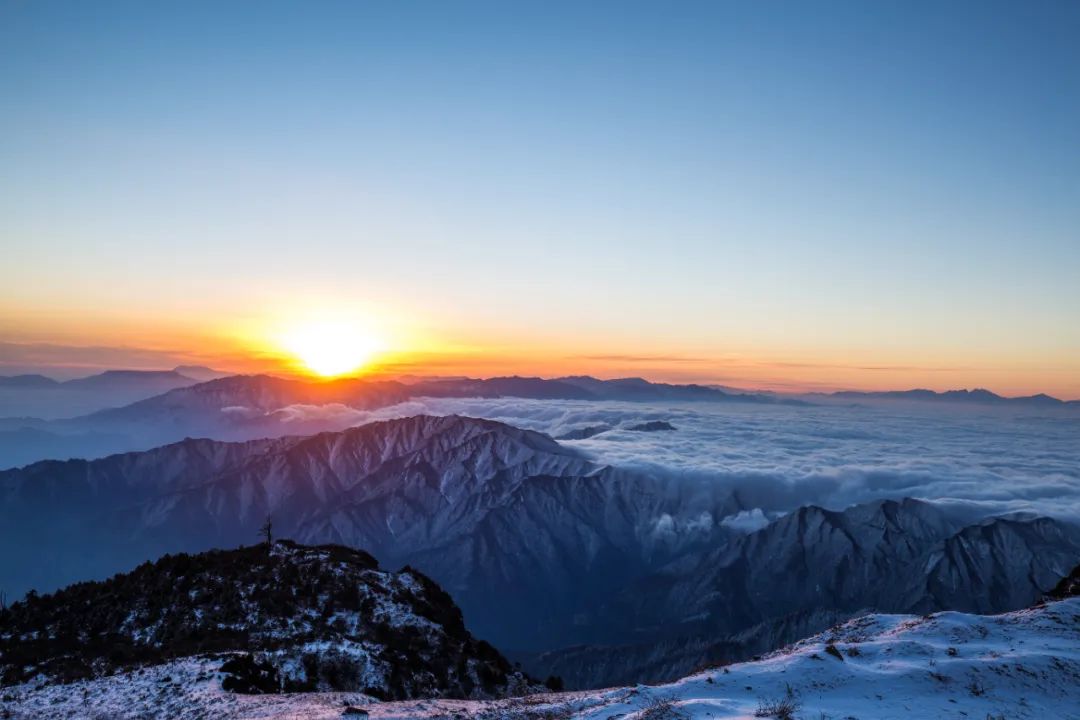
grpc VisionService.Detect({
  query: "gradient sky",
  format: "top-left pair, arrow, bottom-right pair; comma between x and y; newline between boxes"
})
2,1 -> 1079,396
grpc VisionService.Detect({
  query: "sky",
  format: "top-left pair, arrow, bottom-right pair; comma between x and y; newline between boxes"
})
1,1 -> 1078,396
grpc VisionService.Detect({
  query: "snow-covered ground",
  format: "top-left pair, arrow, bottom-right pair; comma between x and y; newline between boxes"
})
4,598 -> 1078,719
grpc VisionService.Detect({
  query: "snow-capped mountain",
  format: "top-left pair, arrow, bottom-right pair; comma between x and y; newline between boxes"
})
0,415 -> 736,652
625,498 -> 1080,629
2,416 -> 1078,688
0,540 -> 532,700
532,498 -> 1080,687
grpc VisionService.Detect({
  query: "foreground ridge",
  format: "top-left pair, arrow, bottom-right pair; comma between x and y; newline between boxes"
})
0,540 -> 532,702
3,593 -> 1078,718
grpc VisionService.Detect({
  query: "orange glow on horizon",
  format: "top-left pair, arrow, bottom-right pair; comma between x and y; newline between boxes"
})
2,305 -> 1078,398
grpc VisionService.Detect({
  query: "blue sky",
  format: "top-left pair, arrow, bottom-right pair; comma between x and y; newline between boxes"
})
1,1 -> 1078,394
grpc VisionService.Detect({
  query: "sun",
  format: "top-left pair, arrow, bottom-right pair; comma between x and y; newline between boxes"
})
282,320 -> 383,378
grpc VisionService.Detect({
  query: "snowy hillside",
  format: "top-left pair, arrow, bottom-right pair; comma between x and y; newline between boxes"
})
4,598 -> 1078,719
0,541 -> 532,701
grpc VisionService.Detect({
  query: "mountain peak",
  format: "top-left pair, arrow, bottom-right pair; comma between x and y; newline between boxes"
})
0,540 -> 531,699
826,387 -> 1068,405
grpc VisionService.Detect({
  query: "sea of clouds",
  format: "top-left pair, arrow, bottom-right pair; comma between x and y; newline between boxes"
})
281,396 -> 1080,524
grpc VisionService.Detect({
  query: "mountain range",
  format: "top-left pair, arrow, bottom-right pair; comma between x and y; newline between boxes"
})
537,497 -> 1080,686
4,371 -> 1079,471
0,373 -> 783,469
0,368 -> 211,420
815,387 -> 1080,407
3,414 -> 1077,688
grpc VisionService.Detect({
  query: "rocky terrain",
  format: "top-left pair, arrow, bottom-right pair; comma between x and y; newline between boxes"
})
4,593 -> 1078,719
0,540 -> 532,700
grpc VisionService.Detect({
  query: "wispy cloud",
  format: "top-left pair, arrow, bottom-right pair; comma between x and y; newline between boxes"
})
568,354 -> 709,364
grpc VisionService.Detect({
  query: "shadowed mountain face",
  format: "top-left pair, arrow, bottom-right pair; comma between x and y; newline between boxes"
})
615,498 -> 1080,631
529,498 -> 1080,687
3,413 -> 1078,691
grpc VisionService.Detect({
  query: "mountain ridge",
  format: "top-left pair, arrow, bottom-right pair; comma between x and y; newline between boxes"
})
5,595 -> 1079,718
0,539 -> 533,699
818,387 -> 1079,406
0,372 -> 784,469
4,415 -> 1078,690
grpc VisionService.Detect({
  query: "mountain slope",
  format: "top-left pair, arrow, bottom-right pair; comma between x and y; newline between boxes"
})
5,597 -> 1078,719
0,415 -> 596,599
0,540 -> 530,700
0,414 -> 736,651
618,498 -> 1080,635
532,498 -> 1080,687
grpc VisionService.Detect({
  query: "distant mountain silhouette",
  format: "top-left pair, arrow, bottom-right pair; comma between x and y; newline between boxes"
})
172,364 -> 231,381
61,369 -> 194,390
821,388 -> 1077,407
0,373 -> 786,468
0,374 -> 59,388
556,375 -> 786,403
0,369 -> 203,421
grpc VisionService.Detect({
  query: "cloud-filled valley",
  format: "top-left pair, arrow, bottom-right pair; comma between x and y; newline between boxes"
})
4,387 -> 1080,690
333,396 -> 1080,523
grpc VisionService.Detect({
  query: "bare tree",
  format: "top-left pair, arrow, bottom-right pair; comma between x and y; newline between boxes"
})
259,518 -> 273,548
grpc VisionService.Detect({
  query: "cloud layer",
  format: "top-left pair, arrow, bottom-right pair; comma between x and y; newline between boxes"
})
337,397 -> 1080,523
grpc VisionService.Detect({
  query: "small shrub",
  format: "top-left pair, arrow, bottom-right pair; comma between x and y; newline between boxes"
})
755,685 -> 801,720
640,695 -> 688,719
220,654 -> 280,694
824,644 -> 844,661
754,696 -> 802,720
947,647 -> 958,657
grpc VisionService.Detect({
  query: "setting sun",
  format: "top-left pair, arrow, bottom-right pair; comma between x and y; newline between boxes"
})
281,320 -> 383,377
